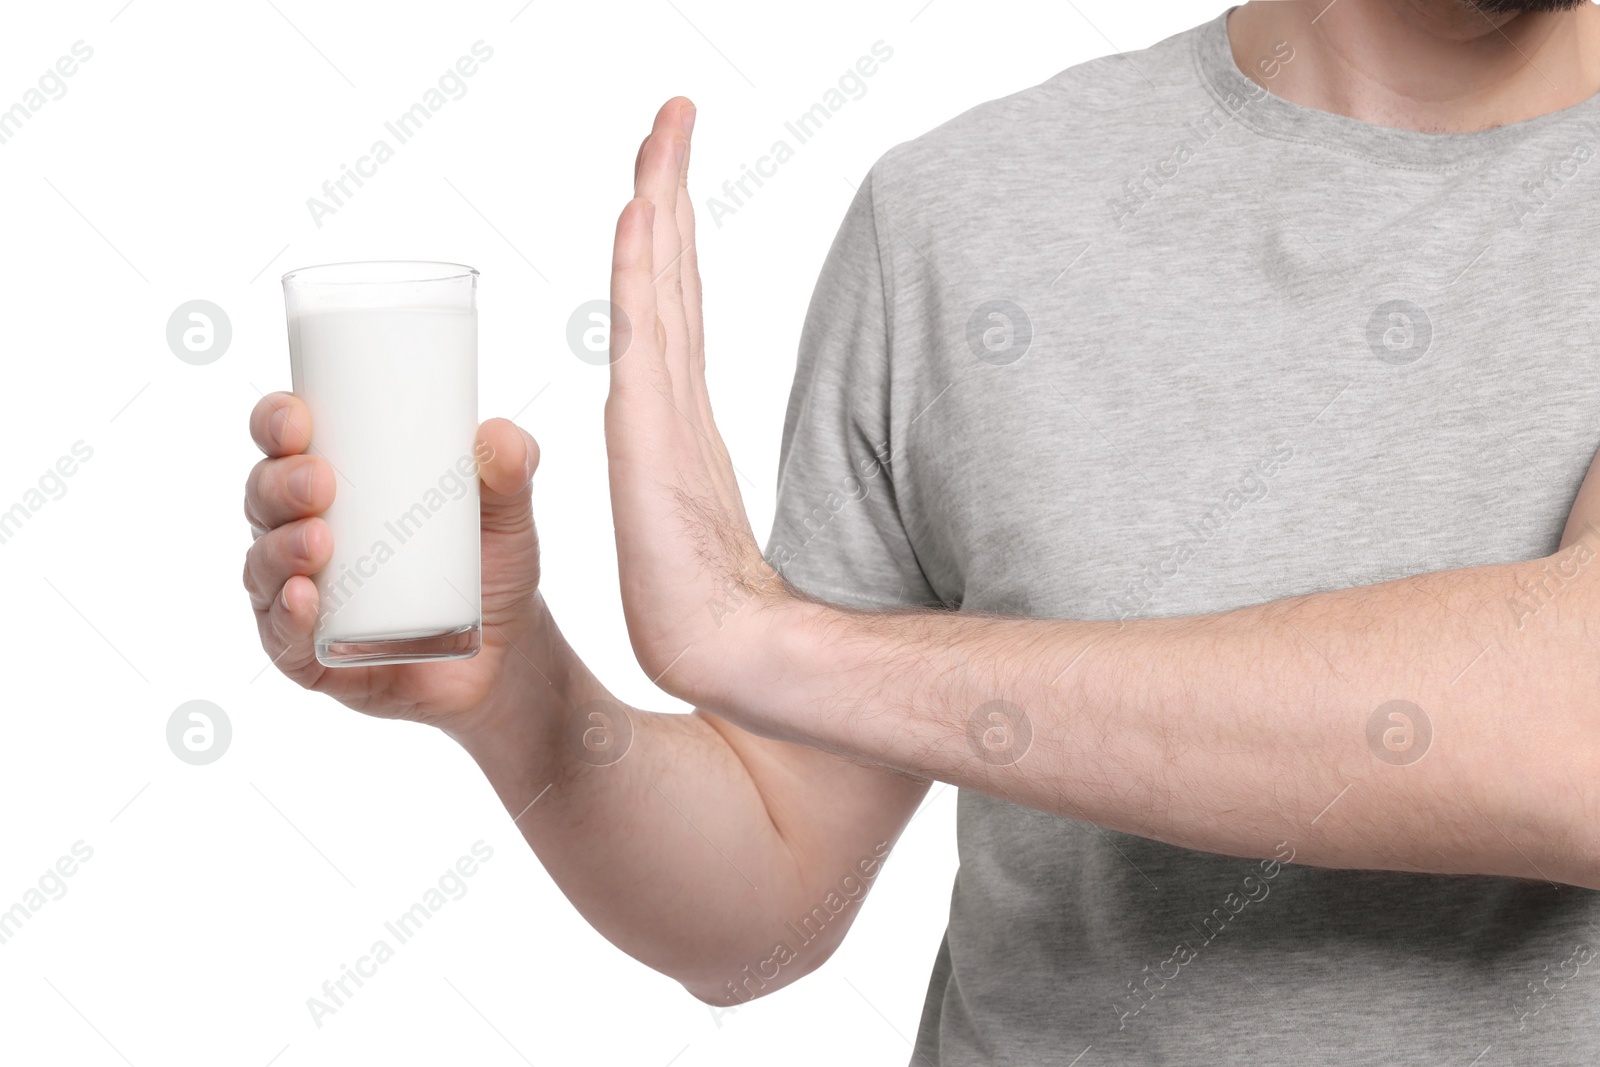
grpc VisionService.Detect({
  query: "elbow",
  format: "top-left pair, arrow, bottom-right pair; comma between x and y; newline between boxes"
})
684,977 -> 749,1008
678,935 -> 845,1007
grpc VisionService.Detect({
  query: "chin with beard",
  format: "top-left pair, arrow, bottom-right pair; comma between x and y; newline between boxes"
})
1470,0 -> 1591,13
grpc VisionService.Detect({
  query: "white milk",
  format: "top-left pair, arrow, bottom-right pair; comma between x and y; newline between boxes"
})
287,305 -> 480,661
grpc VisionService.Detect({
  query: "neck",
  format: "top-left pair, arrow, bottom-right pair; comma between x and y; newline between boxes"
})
1228,0 -> 1600,132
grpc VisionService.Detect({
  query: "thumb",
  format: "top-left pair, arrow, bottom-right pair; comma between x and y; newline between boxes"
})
476,417 -> 538,535
474,418 -> 541,621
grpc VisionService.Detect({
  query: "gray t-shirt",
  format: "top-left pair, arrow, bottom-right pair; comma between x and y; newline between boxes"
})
764,7 -> 1600,1065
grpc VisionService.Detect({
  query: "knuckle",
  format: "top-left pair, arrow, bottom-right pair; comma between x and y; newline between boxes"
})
255,526 -> 293,577
243,462 -> 267,521
242,554 -> 261,600
251,399 -> 281,451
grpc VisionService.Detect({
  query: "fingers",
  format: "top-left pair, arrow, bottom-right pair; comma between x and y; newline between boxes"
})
250,392 -> 313,457
635,99 -> 695,404
674,104 -> 706,374
647,101 -> 732,509
610,197 -> 665,397
246,392 -> 327,680
668,104 -> 716,445
476,418 -> 539,535
259,573 -> 323,677
245,454 -> 334,532
477,418 -> 537,497
243,517 -> 332,612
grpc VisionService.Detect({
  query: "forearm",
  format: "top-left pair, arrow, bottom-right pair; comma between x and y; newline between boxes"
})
447,594 -> 911,998
592,92 -> 1600,897
719,540 -> 1600,887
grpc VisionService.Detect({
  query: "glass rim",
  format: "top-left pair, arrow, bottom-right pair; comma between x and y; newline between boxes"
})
281,260 -> 478,287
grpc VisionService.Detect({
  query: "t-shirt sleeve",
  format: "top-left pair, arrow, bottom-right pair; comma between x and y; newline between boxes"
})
763,167 -> 939,611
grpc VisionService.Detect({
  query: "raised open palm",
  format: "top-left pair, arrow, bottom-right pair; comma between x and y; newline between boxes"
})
604,98 -> 790,705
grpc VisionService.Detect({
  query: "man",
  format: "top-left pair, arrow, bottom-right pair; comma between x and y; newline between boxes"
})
245,0 -> 1600,1061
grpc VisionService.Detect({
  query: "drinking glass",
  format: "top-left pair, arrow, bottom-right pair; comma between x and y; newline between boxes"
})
282,261 -> 482,667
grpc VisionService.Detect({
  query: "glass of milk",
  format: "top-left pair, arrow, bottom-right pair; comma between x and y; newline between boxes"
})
282,261 -> 482,667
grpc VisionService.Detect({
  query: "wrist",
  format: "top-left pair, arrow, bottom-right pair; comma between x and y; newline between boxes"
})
696,592 -> 868,749
443,592 -> 569,759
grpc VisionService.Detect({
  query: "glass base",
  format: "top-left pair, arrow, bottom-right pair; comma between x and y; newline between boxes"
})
316,623 -> 481,667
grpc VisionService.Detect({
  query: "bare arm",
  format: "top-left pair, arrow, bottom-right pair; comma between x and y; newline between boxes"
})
604,100 -> 1600,893
445,598 -> 924,1003
244,99 -> 922,1004
713,538 -> 1599,887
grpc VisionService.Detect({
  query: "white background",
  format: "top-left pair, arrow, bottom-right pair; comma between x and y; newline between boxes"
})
0,1 -> 1214,1063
